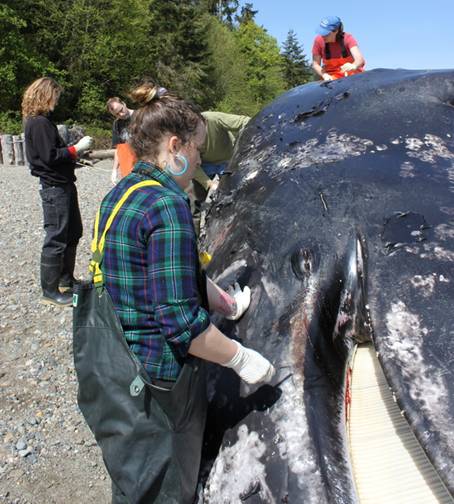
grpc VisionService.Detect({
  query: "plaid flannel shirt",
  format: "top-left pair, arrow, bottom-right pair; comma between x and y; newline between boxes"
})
98,161 -> 210,380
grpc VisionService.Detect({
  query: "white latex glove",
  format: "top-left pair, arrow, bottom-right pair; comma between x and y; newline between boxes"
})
225,282 -> 251,321
223,340 -> 275,385
340,62 -> 357,72
111,167 -> 120,185
322,73 -> 334,81
74,136 -> 93,154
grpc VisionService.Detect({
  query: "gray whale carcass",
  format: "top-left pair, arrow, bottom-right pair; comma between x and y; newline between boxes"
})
200,69 -> 454,503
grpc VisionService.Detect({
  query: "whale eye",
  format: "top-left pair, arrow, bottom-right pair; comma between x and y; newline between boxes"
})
291,247 -> 319,281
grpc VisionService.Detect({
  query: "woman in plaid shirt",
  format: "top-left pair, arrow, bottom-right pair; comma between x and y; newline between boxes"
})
97,82 -> 275,503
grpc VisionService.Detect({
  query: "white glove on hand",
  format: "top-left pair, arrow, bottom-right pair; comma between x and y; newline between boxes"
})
340,62 -> 356,72
111,167 -> 119,185
226,282 -> 251,321
322,73 -> 334,81
74,136 -> 93,154
223,340 -> 275,385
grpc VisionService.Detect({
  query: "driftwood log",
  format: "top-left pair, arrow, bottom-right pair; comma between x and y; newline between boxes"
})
86,149 -> 116,160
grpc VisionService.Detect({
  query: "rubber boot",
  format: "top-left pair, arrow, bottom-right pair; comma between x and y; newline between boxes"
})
59,245 -> 80,292
41,255 -> 73,306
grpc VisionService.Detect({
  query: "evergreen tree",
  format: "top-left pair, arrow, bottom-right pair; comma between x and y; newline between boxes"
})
0,5 -> 33,112
4,0 -> 150,122
146,1 -> 216,108
55,0 -> 151,120
205,16 -> 250,113
236,21 -> 286,113
0,1 -> 70,129
236,2 -> 258,24
200,0 -> 239,27
0,0 -> 305,131
281,29 -> 312,89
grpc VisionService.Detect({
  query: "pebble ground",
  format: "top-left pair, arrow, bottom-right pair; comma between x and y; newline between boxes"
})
0,161 -> 114,504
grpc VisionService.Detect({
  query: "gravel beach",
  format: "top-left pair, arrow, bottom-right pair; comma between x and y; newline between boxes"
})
0,161 -> 114,503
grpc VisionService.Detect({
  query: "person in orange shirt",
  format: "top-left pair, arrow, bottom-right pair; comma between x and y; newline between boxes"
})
106,97 -> 137,184
312,16 -> 365,81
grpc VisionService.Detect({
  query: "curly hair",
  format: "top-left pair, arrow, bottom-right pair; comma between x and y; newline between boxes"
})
128,82 -> 204,161
21,77 -> 62,118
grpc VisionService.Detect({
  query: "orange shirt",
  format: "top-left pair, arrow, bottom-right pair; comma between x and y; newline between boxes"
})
116,143 -> 137,178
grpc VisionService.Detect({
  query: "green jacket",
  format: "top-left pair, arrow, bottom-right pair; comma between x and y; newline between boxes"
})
193,111 -> 250,191
201,111 -> 250,164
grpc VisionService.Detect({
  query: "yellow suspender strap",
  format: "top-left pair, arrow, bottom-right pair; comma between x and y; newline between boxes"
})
89,180 -> 162,287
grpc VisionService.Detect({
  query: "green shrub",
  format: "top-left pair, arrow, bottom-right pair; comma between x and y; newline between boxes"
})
0,110 -> 112,149
0,111 -> 22,134
83,124 -> 112,150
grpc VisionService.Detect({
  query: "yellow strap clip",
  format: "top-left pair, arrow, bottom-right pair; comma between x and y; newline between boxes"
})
199,251 -> 212,266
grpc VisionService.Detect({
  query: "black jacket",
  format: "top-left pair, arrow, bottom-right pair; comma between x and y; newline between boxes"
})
24,115 -> 76,186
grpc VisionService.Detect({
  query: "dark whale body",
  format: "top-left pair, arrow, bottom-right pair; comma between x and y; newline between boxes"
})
200,69 -> 454,503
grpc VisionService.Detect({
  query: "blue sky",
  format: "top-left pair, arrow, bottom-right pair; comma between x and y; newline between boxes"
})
240,0 -> 454,70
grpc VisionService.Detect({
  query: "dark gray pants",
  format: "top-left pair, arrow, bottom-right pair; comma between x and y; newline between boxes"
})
39,182 -> 82,257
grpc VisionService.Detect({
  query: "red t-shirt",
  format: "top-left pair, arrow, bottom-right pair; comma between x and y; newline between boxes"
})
312,33 -> 360,62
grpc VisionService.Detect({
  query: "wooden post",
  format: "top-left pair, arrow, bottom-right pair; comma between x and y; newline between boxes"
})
21,133 -> 28,167
13,135 -> 25,166
0,135 -> 15,165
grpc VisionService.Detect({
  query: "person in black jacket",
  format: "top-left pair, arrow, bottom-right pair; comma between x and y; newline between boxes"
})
22,77 -> 93,306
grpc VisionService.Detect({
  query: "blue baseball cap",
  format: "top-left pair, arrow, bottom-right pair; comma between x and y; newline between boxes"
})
316,16 -> 341,36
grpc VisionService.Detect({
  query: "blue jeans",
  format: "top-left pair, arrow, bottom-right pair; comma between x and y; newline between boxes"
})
201,162 -> 228,178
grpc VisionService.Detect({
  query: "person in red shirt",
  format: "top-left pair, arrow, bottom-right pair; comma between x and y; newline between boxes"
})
312,16 -> 365,81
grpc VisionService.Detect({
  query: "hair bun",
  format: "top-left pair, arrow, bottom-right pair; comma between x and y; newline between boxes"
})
130,83 -> 167,106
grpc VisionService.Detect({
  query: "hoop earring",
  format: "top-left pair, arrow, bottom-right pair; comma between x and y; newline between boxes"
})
165,154 -> 189,176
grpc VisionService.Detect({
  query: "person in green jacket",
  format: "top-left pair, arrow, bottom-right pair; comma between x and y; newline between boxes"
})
200,110 -> 250,178
188,111 -> 251,234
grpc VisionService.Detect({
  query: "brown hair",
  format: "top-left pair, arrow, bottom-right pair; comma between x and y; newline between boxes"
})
106,96 -> 125,113
335,22 -> 345,42
128,82 -> 204,161
21,77 -> 62,118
